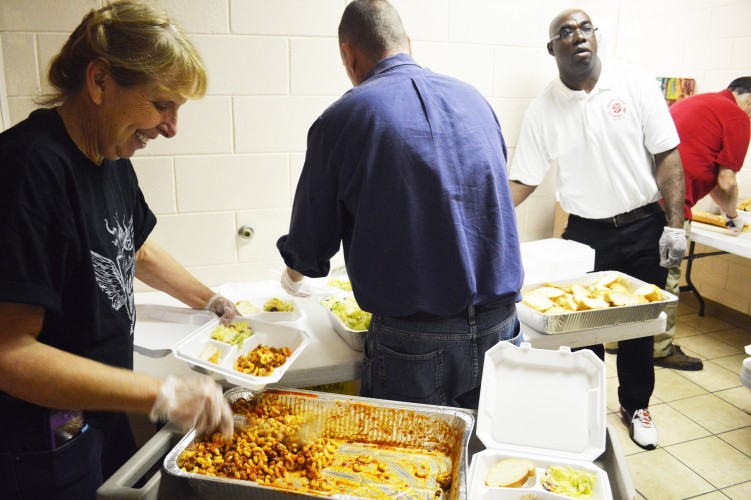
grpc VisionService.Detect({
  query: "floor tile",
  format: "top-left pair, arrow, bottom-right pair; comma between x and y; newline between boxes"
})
674,360 -> 743,393
665,436 -> 751,489
647,403 -> 711,446
627,448 -> 714,499
709,328 -> 751,350
678,314 -> 736,334
653,368 -> 708,402
712,353 -> 747,374
718,426 -> 751,457
691,492 -> 733,500
722,480 -> 751,499
715,387 -> 751,415
674,322 -> 704,339
676,334 -> 743,360
669,394 -> 751,434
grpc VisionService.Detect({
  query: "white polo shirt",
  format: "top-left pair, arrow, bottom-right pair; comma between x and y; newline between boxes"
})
509,59 -> 679,219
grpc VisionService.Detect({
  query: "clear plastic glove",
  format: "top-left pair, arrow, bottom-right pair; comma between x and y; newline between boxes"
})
659,226 -> 687,268
281,267 -> 310,297
725,213 -> 744,235
204,294 -> 238,325
149,375 -> 233,443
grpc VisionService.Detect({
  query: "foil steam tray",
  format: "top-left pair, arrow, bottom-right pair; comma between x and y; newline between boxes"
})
517,271 -> 677,334
164,387 -> 474,500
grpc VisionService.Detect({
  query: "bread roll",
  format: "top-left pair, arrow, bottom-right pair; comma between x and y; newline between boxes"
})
485,458 -> 536,488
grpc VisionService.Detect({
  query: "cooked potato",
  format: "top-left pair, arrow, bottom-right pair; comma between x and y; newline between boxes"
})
522,273 -> 664,315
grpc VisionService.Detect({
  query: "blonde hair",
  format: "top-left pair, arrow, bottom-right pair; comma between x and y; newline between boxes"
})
39,0 -> 207,106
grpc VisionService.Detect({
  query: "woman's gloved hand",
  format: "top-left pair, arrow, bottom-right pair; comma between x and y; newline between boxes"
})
281,267 -> 310,297
149,375 -> 233,443
204,294 -> 238,325
659,226 -> 687,268
725,213 -> 745,235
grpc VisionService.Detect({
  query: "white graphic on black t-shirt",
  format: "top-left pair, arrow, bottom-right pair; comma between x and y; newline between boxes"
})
91,215 -> 136,335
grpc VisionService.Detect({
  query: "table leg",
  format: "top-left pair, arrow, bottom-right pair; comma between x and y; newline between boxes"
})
683,241 -> 706,316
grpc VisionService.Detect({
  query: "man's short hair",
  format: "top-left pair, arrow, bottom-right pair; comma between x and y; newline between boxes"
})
338,0 -> 408,61
728,77 -> 751,95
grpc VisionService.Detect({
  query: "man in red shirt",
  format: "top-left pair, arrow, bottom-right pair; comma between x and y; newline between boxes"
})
657,77 -> 751,370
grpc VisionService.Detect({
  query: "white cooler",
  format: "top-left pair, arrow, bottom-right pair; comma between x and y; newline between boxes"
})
468,342 -> 612,499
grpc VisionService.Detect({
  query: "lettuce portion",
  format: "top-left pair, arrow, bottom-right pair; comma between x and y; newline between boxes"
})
541,465 -> 596,499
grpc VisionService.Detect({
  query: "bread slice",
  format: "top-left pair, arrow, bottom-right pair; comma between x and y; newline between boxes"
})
485,458 -> 536,488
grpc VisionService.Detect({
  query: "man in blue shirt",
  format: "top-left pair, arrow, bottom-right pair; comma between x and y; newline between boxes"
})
277,0 -> 523,410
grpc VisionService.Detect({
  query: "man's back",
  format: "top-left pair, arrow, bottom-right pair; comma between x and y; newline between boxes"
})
280,54 -> 522,317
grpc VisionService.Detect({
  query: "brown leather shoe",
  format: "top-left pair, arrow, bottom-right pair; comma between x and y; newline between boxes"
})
654,345 -> 703,371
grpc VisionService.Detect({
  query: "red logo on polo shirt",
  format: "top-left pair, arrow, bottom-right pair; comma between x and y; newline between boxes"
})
608,99 -> 627,119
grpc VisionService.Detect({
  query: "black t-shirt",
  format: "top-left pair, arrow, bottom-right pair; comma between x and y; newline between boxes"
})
0,108 -> 157,423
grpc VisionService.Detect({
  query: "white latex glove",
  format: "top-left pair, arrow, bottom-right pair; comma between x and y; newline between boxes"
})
281,267 -> 310,297
149,375 -> 233,442
659,227 -> 687,268
204,294 -> 238,325
725,213 -> 744,235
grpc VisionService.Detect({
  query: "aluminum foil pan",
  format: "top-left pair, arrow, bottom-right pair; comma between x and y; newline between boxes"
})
164,387 -> 473,499
517,271 -> 677,334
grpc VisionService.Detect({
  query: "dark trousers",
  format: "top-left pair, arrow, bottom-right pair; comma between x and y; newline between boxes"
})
0,410 -> 137,500
565,211 -> 668,415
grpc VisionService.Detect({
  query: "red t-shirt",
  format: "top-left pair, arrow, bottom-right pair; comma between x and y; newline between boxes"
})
670,89 -> 750,219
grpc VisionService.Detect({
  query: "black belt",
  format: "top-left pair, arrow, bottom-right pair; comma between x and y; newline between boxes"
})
396,303 -> 505,321
572,201 -> 665,228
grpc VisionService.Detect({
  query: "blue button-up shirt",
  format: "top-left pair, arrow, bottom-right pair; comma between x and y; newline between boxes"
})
277,53 -> 522,316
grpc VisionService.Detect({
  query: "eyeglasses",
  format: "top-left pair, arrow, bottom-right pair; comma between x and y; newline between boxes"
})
550,25 -> 598,42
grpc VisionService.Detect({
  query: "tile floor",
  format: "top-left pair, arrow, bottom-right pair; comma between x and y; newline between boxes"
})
605,293 -> 751,499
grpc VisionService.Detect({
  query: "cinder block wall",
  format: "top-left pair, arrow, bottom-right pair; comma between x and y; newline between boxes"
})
2,0 -> 750,312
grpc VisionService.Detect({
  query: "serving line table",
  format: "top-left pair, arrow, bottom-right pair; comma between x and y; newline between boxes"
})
111,283 -> 658,500
133,285 -> 666,385
683,222 -> 751,316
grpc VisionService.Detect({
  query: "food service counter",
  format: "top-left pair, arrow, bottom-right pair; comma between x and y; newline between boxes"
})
683,222 -> 751,316
133,283 -> 667,386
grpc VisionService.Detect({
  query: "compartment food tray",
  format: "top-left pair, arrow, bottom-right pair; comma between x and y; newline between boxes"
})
216,281 -> 305,323
164,387 -> 474,499
171,318 -> 310,391
468,342 -> 611,499
517,271 -> 677,334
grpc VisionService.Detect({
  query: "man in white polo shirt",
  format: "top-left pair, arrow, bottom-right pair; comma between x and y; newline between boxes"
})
508,8 -> 687,450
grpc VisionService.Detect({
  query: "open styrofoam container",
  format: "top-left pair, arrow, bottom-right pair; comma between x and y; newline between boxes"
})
216,282 -> 305,323
468,342 -> 612,499
171,317 -> 310,391
520,238 -> 595,285
134,305 -> 216,358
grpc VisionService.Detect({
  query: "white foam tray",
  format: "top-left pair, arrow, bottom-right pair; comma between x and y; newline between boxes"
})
134,305 -> 216,358
171,317 -> 310,391
468,342 -> 612,499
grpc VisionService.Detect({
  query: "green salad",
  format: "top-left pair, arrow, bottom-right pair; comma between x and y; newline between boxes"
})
210,321 -> 254,349
327,278 -> 353,292
541,465 -> 596,499
321,296 -> 371,331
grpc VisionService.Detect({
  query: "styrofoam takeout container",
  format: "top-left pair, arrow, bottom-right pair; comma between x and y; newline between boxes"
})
468,342 -> 612,499
216,282 -> 306,323
171,317 -> 310,391
517,271 -> 677,334
134,304 -> 216,358
520,238 -> 595,285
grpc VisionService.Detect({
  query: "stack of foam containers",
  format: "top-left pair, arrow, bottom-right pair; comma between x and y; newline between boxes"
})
520,238 -> 595,285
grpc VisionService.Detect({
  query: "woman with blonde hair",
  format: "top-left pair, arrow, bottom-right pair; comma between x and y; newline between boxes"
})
0,2 -> 236,497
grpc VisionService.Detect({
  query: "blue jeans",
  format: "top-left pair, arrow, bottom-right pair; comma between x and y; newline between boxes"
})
361,303 -> 522,410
